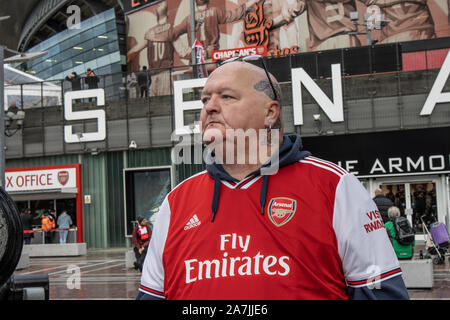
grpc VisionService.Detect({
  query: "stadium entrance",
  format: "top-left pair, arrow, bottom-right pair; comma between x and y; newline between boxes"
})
5,164 -> 83,243
366,175 -> 450,241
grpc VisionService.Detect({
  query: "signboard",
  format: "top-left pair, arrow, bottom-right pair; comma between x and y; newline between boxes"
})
5,167 -> 78,192
172,49 -> 450,136
64,89 -> 106,143
5,165 -> 83,243
211,45 -> 267,62
302,127 -> 450,177
119,0 -> 159,13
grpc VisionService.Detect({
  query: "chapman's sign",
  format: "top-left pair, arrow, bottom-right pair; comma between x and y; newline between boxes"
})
173,50 -> 450,136
119,0 -> 158,13
5,166 -> 78,192
211,45 -> 267,62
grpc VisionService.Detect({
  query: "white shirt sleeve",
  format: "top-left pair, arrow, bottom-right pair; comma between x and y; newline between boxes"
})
333,173 -> 402,288
139,196 -> 171,298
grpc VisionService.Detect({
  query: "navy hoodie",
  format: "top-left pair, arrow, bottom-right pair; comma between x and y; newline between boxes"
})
206,133 -> 311,222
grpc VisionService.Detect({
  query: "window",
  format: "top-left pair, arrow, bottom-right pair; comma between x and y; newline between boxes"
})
124,167 -> 172,236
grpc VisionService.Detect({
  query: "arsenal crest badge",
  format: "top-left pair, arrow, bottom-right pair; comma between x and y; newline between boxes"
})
267,197 -> 297,227
58,171 -> 69,186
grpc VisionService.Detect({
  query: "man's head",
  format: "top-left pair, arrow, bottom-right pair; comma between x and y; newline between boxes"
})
375,188 -> 383,196
137,216 -> 147,226
387,206 -> 401,220
200,60 -> 282,150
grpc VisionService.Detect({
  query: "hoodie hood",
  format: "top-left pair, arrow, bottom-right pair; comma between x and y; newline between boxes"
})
206,133 -> 311,222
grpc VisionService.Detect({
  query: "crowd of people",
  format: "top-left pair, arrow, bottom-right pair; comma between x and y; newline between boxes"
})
19,208 -> 74,245
65,66 -> 152,102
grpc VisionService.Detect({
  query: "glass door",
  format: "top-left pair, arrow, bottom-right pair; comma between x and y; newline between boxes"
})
379,182 -> 409,220
378,181 -> 438,235
410,182 -> 438,234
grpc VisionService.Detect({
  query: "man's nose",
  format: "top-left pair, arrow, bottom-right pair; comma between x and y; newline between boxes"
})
203,95 -> 221,114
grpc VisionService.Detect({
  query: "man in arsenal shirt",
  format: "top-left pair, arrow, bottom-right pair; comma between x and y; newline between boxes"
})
137,58 -> 409,300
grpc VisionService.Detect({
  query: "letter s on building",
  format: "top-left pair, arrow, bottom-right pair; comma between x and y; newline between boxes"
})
64,89 -> 106,143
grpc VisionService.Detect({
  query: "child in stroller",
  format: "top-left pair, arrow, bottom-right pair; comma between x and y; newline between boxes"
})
422,215 -> 450,264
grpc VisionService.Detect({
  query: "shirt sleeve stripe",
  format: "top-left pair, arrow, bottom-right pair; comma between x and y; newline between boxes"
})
139,284 -> 165,298
299,159 -> 344,178
306,156 -> 349,175
346,267 -> 402,287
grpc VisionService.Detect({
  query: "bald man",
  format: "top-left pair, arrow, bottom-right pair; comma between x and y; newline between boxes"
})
137,59 -> 408,300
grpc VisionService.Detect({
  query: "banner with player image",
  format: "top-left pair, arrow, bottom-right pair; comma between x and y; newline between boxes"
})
126,0 -> 450,94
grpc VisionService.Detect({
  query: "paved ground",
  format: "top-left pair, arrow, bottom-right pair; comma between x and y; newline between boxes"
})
12,245 -> 450,300
14,248 -> 141,300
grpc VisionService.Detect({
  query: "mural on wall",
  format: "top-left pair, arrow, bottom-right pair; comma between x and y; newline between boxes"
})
125,0 -> 450,93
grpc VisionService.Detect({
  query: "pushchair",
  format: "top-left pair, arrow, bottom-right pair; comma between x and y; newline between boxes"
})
421,215 -> 450,265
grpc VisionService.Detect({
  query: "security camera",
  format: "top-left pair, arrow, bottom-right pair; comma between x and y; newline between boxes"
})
91,148 -> 100,156
129,140 -> 137,149
75,132 -> 84,141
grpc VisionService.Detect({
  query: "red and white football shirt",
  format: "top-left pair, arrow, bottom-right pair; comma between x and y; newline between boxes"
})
139,156 -> 401,299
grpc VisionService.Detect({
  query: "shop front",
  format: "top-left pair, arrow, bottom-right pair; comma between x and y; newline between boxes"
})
5,164 -> 83,243
302,126 -> 450,240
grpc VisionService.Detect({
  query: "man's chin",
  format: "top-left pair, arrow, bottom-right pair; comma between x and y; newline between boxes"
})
202,128 -> 224,145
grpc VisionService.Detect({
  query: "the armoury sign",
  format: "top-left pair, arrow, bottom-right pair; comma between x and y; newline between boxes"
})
173,50 -> 450,136
302,126 -> 450,177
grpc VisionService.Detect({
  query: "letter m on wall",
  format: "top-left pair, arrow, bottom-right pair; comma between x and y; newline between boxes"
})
291,64 -> 344,125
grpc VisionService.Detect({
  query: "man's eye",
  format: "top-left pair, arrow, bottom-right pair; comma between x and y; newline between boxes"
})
201,97 -> 210,104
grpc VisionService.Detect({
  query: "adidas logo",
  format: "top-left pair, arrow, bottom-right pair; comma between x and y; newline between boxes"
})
184,214 -> 201,231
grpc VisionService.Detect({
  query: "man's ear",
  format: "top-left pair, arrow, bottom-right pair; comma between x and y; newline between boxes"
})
265,101 -> 281,126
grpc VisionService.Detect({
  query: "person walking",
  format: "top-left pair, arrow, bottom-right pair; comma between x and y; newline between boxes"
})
132,216 -> 152,272
20,208 -> 33,245
373,188 -> 394,224
57,211 -> 73,244
137,66 -> 151,100
385,206 -> 415,260
85,68 -> 99,89
65,72 -> 82,91
41,211 -> 55,244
